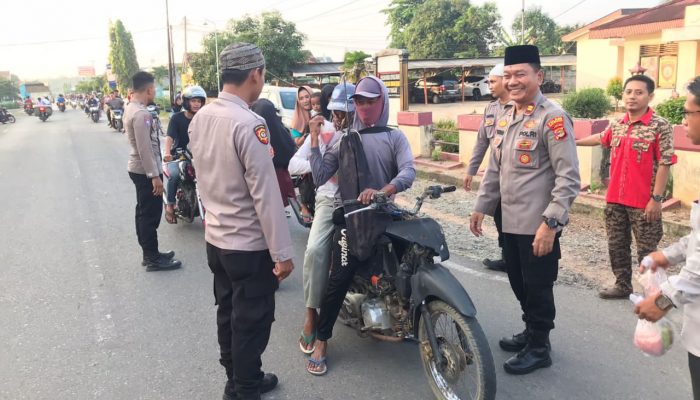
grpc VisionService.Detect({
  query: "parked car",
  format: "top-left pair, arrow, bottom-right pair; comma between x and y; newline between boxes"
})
541,80 -> 562,93
410,76 -> 461,104
258,85 -> 299,128
460,75 -> 491,101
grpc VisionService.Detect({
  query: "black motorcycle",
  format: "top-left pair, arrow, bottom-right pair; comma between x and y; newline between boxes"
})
165,149 -> 205,224
0,108 -> 16,124
36,105 -> 52,122
337,186 -> 496,400
146,104 -> 165,136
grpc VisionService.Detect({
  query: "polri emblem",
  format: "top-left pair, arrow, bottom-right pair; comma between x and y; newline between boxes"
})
519,153 -> 531,164
254,124 -> 269,145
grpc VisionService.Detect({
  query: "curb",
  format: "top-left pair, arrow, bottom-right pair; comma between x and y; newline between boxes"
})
415,167 -> 691,237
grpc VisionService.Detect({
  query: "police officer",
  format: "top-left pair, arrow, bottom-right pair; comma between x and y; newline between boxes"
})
464,63 -> 510,271
188,43 -> 295,400
125,71 -> 181,271
470,45 -> 580,375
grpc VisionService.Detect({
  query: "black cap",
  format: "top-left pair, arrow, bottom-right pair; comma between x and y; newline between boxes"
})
504,45 -> 541,66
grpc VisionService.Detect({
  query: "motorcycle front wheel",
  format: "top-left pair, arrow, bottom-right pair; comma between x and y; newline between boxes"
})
7,115 -> 15,123
418,300 -> 496,400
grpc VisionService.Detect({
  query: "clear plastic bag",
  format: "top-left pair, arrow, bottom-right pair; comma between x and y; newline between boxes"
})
629,256 -> 675,357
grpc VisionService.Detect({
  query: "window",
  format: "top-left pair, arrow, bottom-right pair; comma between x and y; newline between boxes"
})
639,43 -> 678,88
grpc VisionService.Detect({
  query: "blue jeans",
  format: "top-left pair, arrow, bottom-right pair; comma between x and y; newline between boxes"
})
165,161 -> 180,205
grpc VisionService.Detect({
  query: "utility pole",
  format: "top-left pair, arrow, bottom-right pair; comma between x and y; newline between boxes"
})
183,16 -> 188,70
521,0 -> 525,44
165,0 -> 175,106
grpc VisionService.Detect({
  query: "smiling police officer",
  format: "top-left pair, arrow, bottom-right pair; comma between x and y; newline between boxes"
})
470,45 -> 580,375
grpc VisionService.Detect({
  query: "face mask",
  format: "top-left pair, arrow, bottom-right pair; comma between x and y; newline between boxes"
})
357,97 -> 383,126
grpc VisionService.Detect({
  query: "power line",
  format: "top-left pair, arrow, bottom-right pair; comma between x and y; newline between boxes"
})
0,27 -> 164,48
553,0 -> 588,19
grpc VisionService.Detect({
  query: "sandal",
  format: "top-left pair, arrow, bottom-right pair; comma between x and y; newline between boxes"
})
299,330 -> 316,354
165,206 -> 177,224
306,356 -> 327,376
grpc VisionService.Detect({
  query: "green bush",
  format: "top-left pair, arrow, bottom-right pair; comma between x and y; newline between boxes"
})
655,97 -> 685,125
562,88 -> 611,119
606,77 -> 623,110
432,146 -> 442,161
0,101 -> 19,109
154,96 -> 171,113
435,119 -> 457,130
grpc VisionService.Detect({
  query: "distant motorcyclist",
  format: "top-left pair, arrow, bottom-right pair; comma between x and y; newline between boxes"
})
106,91 -> 125,128
56,94 -> 66,104
162,85 -> 206,224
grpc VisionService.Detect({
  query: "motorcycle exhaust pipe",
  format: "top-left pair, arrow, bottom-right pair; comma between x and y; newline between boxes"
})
369,332 -> 404,343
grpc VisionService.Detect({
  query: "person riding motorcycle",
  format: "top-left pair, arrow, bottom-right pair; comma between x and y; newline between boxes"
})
106,91 -> 125,128
56,94 -> 66,104
162,85 -> 206,224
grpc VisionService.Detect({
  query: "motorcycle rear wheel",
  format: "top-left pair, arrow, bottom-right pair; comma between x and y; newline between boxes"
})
8,115 -> 15,123
418,300 -> 496,400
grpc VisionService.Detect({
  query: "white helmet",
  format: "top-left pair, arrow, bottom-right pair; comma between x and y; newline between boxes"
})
183,85 -> 206,112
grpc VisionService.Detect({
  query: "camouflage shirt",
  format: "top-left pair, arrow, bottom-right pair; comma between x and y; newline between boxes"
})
601,107 -> 677,209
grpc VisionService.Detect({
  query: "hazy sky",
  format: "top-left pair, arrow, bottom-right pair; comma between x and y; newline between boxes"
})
1,0 -> 663,81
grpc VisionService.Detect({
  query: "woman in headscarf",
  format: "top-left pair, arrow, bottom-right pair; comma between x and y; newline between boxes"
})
251,98 -> 297,209
291,86 -> 314,147
319,84 -> 335,121
288,82 -> 355,356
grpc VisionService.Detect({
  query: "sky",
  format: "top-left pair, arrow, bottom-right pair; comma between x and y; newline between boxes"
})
1,0 -> 665,81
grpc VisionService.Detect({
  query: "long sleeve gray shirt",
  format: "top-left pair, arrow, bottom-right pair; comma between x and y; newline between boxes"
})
310,128 -> 416,201
467,100 -> 508,176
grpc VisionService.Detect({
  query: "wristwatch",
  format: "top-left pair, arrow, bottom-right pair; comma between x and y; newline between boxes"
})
651,194 -> 665,203
655,293 -> 675,311
543,216 -> 560,229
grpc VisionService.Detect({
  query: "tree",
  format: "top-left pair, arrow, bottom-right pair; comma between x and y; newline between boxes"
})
108,20 -> 140,92
75,76 -> 106,94
511,6 -> 563,55
190,11 -> 306,93
151,65 -> 169,87
0,78 -> 20,100
395,0 -> 500,58
606,77 -> 623,111
342,51 -> 371,83
383,0 -> 424,48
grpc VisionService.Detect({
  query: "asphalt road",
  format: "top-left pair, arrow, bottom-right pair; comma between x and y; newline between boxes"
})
0,110 -> 694,400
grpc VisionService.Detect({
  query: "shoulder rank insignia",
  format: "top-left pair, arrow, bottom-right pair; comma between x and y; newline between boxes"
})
254,124 -> 269,145
546,116 -> 567,141
524,103 -> 536,115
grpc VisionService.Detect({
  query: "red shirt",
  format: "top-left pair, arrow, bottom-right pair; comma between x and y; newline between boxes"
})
601,108 -> 676,209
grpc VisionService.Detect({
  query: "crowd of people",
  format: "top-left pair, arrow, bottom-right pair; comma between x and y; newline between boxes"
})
120,42 -> 699,400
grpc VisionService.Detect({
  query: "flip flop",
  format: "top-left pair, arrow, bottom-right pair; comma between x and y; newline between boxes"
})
306,356 -> 327,376
299,331 -> 316,354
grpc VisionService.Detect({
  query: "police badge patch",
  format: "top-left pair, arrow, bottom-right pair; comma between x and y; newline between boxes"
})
546,116 -> 567,141
254,124 -> 269,145
519,153 -> 532,164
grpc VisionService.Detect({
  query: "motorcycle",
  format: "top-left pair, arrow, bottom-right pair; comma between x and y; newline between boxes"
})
36,106 -> 52,122
89,105 -> 100,123
111,108 -> 124,132
24,104 -> 34,116
147,104 -> 165,136
70,99 -> 78,109
163,149 -> 205,223
0,108 -> 16,124
57,101 -> 66,112
335,186 -> 496,400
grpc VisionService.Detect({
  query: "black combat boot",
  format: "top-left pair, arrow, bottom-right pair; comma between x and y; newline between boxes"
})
141,250 -> 175,266
503,330 -> 552,375
142,255 -> 181,271
223,373 -> 278,400
499,328 -> 529,352
483,249 -> 506,272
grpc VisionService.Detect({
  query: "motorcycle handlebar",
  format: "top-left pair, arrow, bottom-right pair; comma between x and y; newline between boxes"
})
442,185 -> 456,193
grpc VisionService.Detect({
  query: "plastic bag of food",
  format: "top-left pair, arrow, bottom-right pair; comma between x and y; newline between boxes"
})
630,293 -> 674,356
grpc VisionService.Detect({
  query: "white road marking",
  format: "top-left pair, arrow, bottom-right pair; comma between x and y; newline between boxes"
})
441,259 -> 510,283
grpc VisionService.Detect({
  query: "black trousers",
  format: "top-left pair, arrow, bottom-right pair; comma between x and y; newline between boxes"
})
129,172 -> 162,260
206,243 -> 277,400
494,202 -> 504,248
502,232 -> 560,346
317,226 -> 361,342
691,352 -> 700,400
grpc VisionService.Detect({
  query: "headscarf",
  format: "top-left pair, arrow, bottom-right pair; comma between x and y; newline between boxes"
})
291,85 -> 313,133
320,84 -> 335,121
251,98 -> 296,169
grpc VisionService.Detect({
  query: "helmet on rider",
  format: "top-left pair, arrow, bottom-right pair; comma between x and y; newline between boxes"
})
182,85 -> 206,113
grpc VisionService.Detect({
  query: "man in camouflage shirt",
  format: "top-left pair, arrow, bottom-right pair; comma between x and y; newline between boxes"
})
577,74 -> 676,299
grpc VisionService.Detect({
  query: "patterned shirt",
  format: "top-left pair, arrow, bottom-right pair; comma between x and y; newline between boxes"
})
601,108 -> 677,209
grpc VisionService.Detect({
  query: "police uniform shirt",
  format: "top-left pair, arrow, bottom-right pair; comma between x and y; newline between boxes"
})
467,100 -> 509,176
188,92 -> 294,262
125,100 -> 162,178
475,92 -> 581,235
